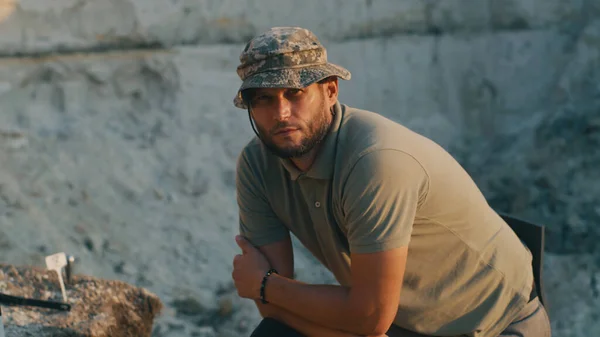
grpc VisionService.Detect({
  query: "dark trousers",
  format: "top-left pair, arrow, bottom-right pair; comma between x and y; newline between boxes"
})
249,299 -> 551,337
249,318 -> 304,337
249,317 -> 424,337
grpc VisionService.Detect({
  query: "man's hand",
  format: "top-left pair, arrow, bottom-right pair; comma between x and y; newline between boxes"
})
232,235 -> 271,300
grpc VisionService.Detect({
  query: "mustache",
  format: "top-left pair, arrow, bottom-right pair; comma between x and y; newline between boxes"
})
270,122 -> 301,135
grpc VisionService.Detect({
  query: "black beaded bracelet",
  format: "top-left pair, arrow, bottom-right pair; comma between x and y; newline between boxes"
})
260,268 -> 278,304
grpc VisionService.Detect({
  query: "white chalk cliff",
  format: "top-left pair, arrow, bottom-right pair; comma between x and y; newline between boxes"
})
0,1 -> 598,336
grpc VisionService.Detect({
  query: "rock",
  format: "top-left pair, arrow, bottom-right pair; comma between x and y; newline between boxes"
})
0,128 -> 28,150
452,15 -> 600,337
83,234 -> 107,254
191,326 -> 216,337
0,263 -> 163,337
542,254 -> 600,336
171,297 -> 206,317
113,261 -> 137,276
461,76 -> 600,254
0,0 -> 594,54
151,316 -> 190,337
217,296 -> 234,317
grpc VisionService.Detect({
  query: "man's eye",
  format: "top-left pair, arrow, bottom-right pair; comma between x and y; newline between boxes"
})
288,89 -> 302,96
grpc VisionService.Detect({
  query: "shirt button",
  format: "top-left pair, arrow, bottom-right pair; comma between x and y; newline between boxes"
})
314,201 -> 321,208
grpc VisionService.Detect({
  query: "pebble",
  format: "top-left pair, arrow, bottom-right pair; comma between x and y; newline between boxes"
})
218,296 -> 233,317
238,319 -> 249,331
83,234 -> 107,253
153,188 -> 164,200
192,326 -> 216,337
171,297 -> 206,316
166,320 -> 186,331
113,261 -> 137,276
0,128 -> 28,150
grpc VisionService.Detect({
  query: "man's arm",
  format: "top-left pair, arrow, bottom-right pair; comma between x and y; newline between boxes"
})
252,235 -> 385,337
252,234 -> 294,317
262,246 -> 407,336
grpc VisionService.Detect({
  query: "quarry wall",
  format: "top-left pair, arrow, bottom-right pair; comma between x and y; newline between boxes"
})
0,1 -> 598,336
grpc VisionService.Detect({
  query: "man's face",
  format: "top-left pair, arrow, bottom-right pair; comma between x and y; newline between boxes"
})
247,81 -> 336,159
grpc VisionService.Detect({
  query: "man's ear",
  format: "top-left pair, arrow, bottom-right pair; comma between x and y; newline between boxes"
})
325,77 -> 339,104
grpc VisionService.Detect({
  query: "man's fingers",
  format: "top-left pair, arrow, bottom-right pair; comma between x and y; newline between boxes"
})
233,254 -> 242,264
232,254 -> 242,281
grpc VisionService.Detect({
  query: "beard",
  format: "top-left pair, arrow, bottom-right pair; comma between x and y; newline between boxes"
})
254,95 -> 332,159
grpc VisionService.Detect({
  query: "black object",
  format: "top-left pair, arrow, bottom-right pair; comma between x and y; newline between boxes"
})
0,306 -> 5,337
250,317 -> 305,337
0,293 -> 71,311
66,255 -> 76,285
260,268 -> 278,304
499,212 -> 548,307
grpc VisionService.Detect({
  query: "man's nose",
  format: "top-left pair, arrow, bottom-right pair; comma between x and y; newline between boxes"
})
273,98 -> 292,121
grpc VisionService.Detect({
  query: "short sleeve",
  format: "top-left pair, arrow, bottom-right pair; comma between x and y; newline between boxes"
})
341,150 -> 429,254
236,149 -> 289,246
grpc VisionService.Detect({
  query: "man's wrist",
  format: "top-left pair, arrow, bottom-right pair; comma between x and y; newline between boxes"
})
259,268 -> 278,303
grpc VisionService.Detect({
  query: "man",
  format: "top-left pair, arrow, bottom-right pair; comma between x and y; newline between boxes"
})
231,26 -> 551,337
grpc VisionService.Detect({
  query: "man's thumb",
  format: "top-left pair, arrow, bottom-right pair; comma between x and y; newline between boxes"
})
235,235 -> 252,253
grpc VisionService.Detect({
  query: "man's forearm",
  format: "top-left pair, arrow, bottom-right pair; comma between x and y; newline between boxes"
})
262,274 -> 370,334
255,301 -> 364,337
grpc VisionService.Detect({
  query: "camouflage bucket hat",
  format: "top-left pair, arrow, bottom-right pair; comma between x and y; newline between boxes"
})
233,26 -> 351,109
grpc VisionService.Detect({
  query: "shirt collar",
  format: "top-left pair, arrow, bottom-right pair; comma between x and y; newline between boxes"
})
280,101 -> 343,181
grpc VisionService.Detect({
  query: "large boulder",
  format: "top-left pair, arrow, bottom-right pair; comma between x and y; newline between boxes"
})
0,263 -> 162,336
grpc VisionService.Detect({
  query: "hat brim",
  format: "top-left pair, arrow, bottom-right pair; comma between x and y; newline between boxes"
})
233,63 -> 351,109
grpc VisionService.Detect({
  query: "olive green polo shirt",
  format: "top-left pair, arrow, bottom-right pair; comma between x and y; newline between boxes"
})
236,102 -> 534,337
